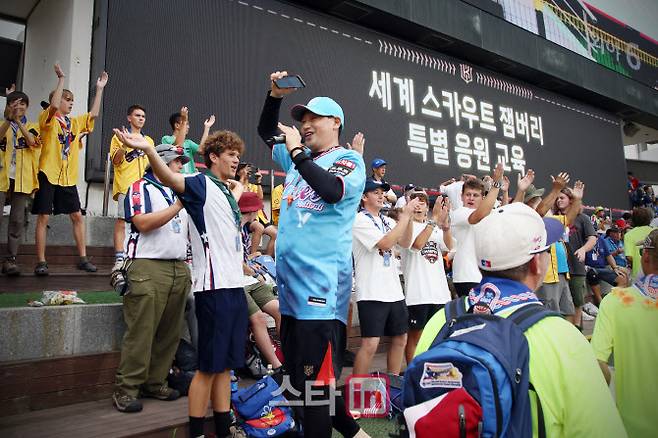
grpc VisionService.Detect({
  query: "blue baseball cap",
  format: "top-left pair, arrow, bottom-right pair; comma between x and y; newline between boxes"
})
363,178 -> 390,194
371,158 -> 387,169
290,97 -> 345,128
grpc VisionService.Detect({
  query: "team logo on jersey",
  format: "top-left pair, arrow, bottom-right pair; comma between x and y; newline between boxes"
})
328,159 -> 357,177
304,365 -> 315,376
421,241 -> 439,264
289,183 -> 325,212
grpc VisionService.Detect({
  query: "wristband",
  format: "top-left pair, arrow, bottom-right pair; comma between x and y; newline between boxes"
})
492,180 -> 503,189
426,220 -> 437,228
289,146 -> 305,158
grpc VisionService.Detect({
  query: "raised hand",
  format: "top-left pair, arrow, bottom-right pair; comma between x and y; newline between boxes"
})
571,180 -> 585,200
501,176 -> 510,192
270,71 -> 298,98
5,83 -> 15,95
346,132 -> 365,155
517,169 -> 535,192
113,127 -> 153,151
433,197 -> 451,225
402,197 -> 422,217
180,106 -> 189,122
277,122 -> 302,153
551,172 -> 570,190
54,63 -> 65,78
96,71 -> 109,88
492,162 -> 504,183
204,115 -> 216,128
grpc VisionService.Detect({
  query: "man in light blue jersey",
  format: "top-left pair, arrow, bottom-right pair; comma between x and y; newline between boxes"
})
258,70 -> 368,438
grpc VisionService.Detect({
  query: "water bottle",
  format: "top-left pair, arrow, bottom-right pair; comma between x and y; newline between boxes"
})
230,370 -> 239,392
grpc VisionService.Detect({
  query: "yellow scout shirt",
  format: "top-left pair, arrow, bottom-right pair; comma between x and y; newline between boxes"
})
38,109 -> 94,187
0,120 -> 41,193
109,133 -> 153,200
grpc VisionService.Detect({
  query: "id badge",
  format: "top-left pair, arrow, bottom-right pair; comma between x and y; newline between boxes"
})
383,252 -> 391,267
171,215 -> 181,233
592,252 -> 598,261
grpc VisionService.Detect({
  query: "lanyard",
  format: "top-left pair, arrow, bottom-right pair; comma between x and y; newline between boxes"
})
361,209 -> 391,234
206,174 -> 241,229
143,173 -> 175,206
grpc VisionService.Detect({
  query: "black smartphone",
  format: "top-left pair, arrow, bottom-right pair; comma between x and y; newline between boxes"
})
274,75 -> 306,89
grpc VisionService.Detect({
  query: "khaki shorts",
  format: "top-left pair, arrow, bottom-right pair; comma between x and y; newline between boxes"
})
245,282 -> 277,316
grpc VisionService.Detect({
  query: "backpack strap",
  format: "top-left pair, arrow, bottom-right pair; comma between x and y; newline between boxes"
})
429,298 -> 468,349
444,297 -> 467,322
529,382 -> 546,438
507,303 -> 562,332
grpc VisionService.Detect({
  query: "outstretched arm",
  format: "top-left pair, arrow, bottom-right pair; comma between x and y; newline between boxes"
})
47,64 -> 66,122
536,172 -> 570,216
513,169 -> 535,203
89,71 -> 109,119
113,128 -> 185,193
468,162 -> 504,224
198,114 -> 215,154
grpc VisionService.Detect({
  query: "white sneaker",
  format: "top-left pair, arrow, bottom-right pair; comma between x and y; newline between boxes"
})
581,312 -> 595,321
583,302 -> 599,317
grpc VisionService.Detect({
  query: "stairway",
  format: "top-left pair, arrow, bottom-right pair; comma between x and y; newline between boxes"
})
0,244 -> 113,293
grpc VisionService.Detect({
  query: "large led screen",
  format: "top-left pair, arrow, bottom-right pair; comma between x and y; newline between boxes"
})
95,0 -> 627,208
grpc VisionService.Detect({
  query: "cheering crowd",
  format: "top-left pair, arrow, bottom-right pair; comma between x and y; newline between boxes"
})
1,65 -> 657,438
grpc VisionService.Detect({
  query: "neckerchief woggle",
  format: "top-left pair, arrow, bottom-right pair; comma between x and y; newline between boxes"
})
55,114 -> 72,160
206,173 -> 242,252
468,276 -> 540,314
634,274 -> 658,300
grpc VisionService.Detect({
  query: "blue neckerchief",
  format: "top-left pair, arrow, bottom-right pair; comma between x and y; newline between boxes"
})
468,276 -> 540,314
634,274 -> 658,300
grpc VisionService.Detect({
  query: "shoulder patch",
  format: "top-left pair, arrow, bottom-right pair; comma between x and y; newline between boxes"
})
328,158 -> 357,177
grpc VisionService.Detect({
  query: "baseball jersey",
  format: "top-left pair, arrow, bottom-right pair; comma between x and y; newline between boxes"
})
124,172 -> 188,260
179,173 -> 244,292
272,143 -> 365,323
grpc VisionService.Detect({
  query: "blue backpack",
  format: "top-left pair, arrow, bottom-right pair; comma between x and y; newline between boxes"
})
403,299 -> 560,438
231,376 -> 296,437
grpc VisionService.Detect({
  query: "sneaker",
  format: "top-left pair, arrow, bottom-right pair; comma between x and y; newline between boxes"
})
34,261 -> 49,276
583,302 -> 599,317
581,312 -> 595,321
2,257 -> 20,276
78,258 -> 97,272
113,389 -> 143,413
141,385 -> 180,401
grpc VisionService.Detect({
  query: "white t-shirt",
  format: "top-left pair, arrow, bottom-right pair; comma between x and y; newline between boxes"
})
352,211 -> 404,302
124,176 -> 189,260
402,221 -> 452,306
440,181 -> 464,210
180,174 -> 244,292
450,206 -> 482,283
394,196 -> 407,209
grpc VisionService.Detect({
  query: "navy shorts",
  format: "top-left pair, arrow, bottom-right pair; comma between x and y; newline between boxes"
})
408,303 -> 444,330
194,288 -> 248,373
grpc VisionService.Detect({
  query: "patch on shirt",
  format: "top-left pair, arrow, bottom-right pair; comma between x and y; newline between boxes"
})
308,296 -> 327,307
328,159 -> 356,177
421,241 -> 439,264
419,362 -> 463,389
